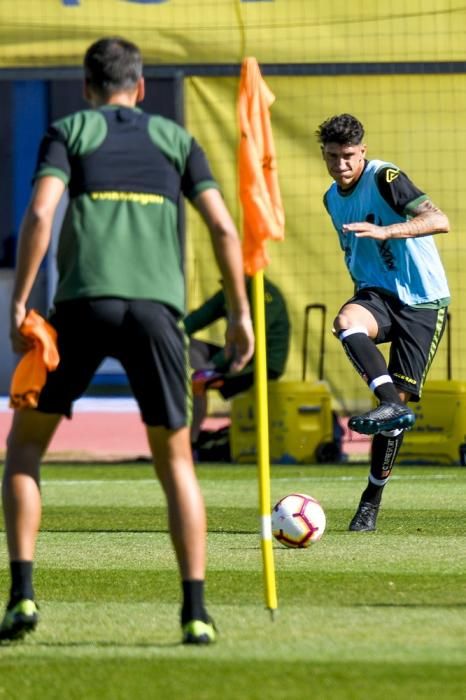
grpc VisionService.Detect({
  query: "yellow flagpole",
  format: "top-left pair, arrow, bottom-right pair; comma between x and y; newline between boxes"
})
252,269 -> 278,617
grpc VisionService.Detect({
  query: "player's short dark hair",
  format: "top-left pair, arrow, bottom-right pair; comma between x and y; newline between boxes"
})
316,114 -> 365,145
84,37 -> 143,97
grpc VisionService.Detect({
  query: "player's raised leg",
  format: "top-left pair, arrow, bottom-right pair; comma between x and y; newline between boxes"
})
334,302 -> 415,434
146,425 -> 216,645
0,409 -> 61,642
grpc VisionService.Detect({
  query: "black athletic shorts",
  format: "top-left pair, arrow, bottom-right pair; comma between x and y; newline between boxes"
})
37,298 -> 191,429
189,337 -> 279,400
347,288 -> 448,401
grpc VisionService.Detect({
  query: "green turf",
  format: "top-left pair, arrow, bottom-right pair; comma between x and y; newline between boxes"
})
0,463 -> 465,699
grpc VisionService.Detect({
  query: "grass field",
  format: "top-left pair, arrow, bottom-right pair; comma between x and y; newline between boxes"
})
0,462 -> 465,699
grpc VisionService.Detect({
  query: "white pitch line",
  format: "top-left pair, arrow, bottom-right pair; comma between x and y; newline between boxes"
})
0,396 -> 139,413
271,474 -> 461,481
41,474 -> 461,486
41,480 -> 156,486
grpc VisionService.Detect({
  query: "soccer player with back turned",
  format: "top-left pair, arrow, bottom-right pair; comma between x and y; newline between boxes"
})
0,37 -> 254,644
317,113 -> 450,532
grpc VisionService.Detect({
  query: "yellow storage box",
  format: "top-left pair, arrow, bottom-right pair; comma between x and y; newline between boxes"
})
230,380 -> 335,464
398,380 -> 466,465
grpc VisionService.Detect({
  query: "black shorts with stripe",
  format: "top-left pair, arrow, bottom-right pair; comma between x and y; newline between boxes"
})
37,298 -> 191,429
347,288 -> 448,402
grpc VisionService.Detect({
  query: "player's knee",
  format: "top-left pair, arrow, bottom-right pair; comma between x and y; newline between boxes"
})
333,310 -> 364,335
332,312 -> 345,335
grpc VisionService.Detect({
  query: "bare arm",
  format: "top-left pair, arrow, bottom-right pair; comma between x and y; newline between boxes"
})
10,176 -> 65,353
343,199 -> 450,240
193,188 -> 254,372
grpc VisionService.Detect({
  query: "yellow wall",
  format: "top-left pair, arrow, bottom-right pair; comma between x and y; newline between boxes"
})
1,1 -> 465,66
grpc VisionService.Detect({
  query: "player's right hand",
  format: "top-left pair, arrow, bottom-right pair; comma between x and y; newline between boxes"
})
10,302 -> 35,354
224,317 -> 255,373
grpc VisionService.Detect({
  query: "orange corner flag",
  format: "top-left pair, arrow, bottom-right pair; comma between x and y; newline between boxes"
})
238,57 -> 285,276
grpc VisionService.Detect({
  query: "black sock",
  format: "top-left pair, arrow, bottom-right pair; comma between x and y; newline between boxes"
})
181,580 -> 207,625
361,479 -> 384,507
339,329 -> 402,404
9,561 -> 34,606
362,430 -> 404,506
374,382 -> 403,404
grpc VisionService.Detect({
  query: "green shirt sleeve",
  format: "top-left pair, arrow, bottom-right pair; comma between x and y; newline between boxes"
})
184,288 -> 227,335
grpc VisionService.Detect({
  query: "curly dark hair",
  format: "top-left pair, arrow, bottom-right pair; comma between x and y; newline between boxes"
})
84,37 -> 142,97
316,114 -> 365,145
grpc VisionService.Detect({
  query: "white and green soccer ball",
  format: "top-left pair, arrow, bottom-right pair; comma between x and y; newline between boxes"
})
271,493 -> 326,548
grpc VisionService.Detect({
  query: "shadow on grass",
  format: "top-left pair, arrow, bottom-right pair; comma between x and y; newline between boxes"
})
2,639 -> 183,649
37,528 -> 259,536
353,602 -> 466,608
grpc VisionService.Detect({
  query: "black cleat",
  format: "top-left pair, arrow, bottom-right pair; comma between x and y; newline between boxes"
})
349,501 -> 379,532
348,402 -> 415,435
0,599 -> 39,642
182,618 -> 217,645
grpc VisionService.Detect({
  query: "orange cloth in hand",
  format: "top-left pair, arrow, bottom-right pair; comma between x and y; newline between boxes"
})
9,309 -> 60,409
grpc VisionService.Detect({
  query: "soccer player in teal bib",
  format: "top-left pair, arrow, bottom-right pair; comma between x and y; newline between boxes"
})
317,113 -> 450,532
0,37 -> 254,644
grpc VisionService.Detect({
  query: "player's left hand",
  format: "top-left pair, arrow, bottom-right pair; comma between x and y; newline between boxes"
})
342,222 -> 389,240
224,317 -> 255,373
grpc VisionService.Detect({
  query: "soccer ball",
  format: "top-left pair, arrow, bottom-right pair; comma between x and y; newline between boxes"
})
271,493 -> 326,548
